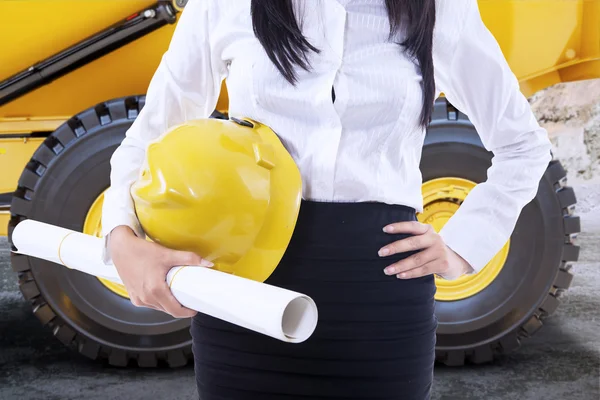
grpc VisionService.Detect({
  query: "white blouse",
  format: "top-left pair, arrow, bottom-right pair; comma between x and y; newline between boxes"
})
101,0 -> 553,274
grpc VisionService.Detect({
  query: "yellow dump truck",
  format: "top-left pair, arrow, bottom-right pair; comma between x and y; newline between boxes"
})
1,0 -> 598,368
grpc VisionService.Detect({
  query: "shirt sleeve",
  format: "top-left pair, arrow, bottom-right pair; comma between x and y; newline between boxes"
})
100,0 -> 227,263
433,0 -> 553,274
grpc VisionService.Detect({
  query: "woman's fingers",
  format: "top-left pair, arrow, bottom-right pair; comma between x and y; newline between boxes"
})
111,232 -> 208,319
130,293 -> 165,313
379,220 -> 471,280
383,246 -> 439,276
163,248 -> 214,268
378,229 -> 436,256
395,259 -> 441,279
133,285 -> 196,319
153,282 -> 197,318
382,220 -> 430,235
155,248 -> 210,318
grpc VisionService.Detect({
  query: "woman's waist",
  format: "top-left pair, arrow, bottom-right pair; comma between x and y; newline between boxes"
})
286,200 -> 418,257
269,200 -> 435,303
298,175 -> 425,214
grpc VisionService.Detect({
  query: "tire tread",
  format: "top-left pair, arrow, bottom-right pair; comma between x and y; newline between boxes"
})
563,216 -> 580,235
8,96 -> 191,369
433,113 -> 580,367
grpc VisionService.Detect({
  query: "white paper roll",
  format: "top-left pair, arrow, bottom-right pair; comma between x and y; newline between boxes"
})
11,219 -> 318,343
10,220 -> 73,266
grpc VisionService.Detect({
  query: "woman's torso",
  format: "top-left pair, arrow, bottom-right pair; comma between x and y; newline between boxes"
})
208,0 -> 465,211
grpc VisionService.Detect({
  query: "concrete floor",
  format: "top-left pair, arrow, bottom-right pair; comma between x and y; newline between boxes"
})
0,208 -> 599,400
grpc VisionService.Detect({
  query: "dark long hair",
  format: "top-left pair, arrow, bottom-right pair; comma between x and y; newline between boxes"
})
250,0 -> 436,128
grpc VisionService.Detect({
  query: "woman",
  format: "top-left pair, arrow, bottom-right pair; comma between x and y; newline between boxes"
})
102,0 -> 553,398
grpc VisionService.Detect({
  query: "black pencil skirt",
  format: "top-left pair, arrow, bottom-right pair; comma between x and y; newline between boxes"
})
191,200 -> 437,400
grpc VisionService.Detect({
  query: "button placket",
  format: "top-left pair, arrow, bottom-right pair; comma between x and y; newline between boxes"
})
313,4 -> 347,200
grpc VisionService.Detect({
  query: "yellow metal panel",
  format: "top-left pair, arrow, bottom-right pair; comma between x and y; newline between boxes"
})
0,0 -> 173,118
0,211 -> 9,237
1,0 -> 598,122
0,0 -> 156,78
580,0 -> 600,61
480,1 -> 581,78
0,136 -> 46,194
560,59 -> 600,82
479,0 -> 600,95
0,117 -> 67,134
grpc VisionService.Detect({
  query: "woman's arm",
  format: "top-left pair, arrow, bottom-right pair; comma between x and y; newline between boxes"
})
433,0 -> 553,274
101,0 -> 227,258
99,0 -> 226,317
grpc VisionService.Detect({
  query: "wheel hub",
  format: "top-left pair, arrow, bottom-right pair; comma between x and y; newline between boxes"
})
419,177 -> 509,301
83,190 -> 131,299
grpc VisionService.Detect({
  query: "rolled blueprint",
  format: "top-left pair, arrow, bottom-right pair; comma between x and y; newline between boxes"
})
11,219 -> 318,343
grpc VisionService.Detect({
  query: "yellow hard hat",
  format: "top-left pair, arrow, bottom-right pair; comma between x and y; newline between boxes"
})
131,117 -> 302,283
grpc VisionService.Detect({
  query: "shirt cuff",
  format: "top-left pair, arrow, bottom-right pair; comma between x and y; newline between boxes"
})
438,212 -> 508,275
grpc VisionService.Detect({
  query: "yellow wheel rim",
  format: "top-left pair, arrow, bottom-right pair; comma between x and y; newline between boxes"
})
418,177 -> 510,301
83,190 -> 130,299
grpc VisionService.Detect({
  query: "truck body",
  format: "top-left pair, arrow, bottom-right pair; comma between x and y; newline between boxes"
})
0,0 -> 597,368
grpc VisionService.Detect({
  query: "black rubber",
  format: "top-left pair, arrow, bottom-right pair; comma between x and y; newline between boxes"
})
0,192 -> 12,207
422,99 -> 579,366
8,96 -> 194,368
6,95 -> 579,369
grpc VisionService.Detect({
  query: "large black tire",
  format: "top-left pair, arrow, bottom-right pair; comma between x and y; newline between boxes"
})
423,99 -> 580,366
6,95 -> 579,368
8,96 -> 195,367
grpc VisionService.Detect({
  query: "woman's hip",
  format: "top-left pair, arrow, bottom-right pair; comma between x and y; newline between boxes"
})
191,200 -> 437,398
266,199 -> 438,312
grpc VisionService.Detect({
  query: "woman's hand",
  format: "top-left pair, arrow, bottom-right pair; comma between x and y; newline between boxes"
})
108,226 -> 214,318
379,221 -> 474,280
